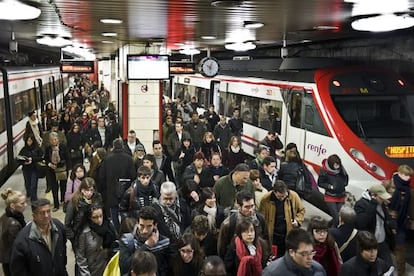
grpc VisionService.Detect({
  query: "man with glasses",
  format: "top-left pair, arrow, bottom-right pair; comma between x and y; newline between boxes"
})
217,190 -> 267,258
119,166 -> 160,222
10,198 -> 68,275
259,180 -> 305,258
263,228 -> 326,275
119,206 -> 170,276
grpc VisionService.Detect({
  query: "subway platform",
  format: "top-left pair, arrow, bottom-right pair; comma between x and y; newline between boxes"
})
1,167 -> 413,275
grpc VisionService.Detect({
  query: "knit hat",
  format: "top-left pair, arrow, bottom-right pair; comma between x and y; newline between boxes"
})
368,184 -> 392,200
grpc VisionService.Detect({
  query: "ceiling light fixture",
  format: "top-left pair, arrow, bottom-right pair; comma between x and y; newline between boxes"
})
211,0 -> 244,7
225,41 -> 256,51
313,25 -> 339,31
201,35 -> 217,40
244,21 -> 264,29
100,18 -> 123,24
101,32 -> 117,37
102,40 -> 114,44
179,48 -> 200,55
352,14 -> 414,32
36,35 -> 72,47
0,0 -> 41,20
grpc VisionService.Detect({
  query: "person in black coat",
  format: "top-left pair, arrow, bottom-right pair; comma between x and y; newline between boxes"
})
87,116 -> 112,149
98,138 -> 136,231
119,166 -> 159,222
10,198 -> 68,276
18,135 -> 43,201
66,123 -> 85,167
204,104 -> 220,133
329,205 -> 358,262
318,154 -> 349,226
340,231 -> 394,276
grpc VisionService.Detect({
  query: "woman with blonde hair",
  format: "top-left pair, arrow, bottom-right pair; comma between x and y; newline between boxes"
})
0,189 -> 27,276
201,132 -> 221,165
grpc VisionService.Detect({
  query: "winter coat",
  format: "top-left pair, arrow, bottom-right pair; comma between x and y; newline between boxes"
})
201,141 -> 221,162
10,219 -> 68,276
0,210 -> 25,263
75,225 -> 113,276
263,253 -> 326,276
119,180 -> 159,221
18,145 -> 44,171
166,131 -> 192,157
214,123 -> 232,151
223,148 -> 246,171
44,143 -> 71,172
186,120 -> 207,146
99,149 -> 136,208
318,160 -> 348,198
340,255 -> 394,276
228,117 -> 243,136
258,190 -> 305,245
214,173 -> 255,209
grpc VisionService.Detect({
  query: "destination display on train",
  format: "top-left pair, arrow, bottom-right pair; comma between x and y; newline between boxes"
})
60,61 -> 94,73
385,145 -> 414,158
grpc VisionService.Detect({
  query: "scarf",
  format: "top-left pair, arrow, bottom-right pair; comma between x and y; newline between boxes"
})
313,242 -> 341,276
323,159 -> 340,175
51,146 -> 60,165
29,118 -> 42,146
203,205 -> 217,230
159,199 -> 181,240
6,207 -> 26,228
88,219 -> 116,248
231,145 -> 240,153
235,236 -> 262,276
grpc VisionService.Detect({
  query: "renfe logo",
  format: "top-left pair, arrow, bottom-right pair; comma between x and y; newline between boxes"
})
307,143 -> 327,156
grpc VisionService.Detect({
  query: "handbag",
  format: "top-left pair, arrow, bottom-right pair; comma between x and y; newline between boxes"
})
295,167 -> 306,193
55,166 -> 67,181
36,160 -> 47,179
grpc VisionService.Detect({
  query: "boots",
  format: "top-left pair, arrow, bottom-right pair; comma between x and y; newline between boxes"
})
395,245 -> 406,276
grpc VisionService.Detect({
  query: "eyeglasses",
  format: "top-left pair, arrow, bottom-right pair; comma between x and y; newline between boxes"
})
179,249 -> 194,254
313,229 -> 328,234
295,250 -> 317,257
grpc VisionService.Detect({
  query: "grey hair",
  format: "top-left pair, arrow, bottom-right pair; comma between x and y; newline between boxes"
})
49,131 -> 59,139
160,181 -> 177,195
339,205 -> 356,224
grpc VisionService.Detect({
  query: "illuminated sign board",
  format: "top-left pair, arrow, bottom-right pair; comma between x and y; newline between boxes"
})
385,145 -> 414,158
60,61 -> 95,73
170,61 -> 196,74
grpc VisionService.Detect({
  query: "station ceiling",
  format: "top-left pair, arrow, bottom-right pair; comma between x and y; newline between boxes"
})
0,0 -> 414,60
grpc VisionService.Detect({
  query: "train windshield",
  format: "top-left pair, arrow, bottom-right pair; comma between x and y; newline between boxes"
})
333,94 -> 414,138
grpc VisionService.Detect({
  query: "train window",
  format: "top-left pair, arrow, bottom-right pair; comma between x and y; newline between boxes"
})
11,94 -> 23,123
290,90 -> 303,128
258,100 -> 283,133
195,87 -> 209,108
0,99 -> 5,133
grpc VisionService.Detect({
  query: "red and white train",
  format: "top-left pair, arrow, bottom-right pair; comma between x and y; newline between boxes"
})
0,66 -> 68,185
171,66 -> 414,196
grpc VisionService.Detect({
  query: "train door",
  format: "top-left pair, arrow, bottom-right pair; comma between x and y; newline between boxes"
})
36,78 -> 45,112
210,80 -> 220,111
285,88 -> 307,157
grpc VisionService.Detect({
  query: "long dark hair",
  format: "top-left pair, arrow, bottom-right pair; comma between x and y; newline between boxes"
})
307,216 -> 335,248
69,164 -> 86,181
173,233 -> 204,275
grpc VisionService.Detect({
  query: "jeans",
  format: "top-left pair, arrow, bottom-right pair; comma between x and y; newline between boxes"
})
22,168 -> 38,201
326,201 -> 344,227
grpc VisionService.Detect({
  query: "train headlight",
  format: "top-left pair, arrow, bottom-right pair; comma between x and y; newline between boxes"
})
349,148 -> 386,178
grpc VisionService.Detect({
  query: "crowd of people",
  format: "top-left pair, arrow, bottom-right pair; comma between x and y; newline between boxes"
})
0,78 -> 413,276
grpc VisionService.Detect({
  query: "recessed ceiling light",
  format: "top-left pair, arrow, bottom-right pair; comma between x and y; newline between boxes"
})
100,18 -> 123,24
244,21 -> 264,29
174,42 -> 185,46
201,35 -> 217,40
313,25 -> 339,30
352,14 -> 414,32
102,32 -> 118,37
102,40 -> 114,44
179,48 -> 200,55
0,0 -> 41,20
225,41 -> 256,51
211,0 -> 243,7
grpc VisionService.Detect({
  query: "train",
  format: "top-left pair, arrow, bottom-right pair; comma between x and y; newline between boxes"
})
0,66 -> 69,185
170,66 -> 414,197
